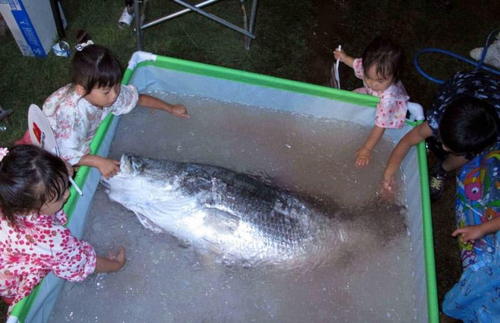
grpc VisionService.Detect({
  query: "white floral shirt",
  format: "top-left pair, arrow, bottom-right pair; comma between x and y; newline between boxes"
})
0,210 -> 96,314
43,84 -> 139,165
353,58 -> 409,129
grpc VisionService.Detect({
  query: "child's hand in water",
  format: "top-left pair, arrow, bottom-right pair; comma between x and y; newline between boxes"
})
355,146 -> 371,167
97,157 -> 121,179
334,49 -> 348,63
380,173 -> 396,201
170,104 -> 190,119
452,226 -> 483,244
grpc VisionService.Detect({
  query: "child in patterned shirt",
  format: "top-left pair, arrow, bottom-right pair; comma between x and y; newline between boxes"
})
16,30 -> 189,179
0,145 -> 126,313
334,36 -> 409,167
379,70 -> 500,323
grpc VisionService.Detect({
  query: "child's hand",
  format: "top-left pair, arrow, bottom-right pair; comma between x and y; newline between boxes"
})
380,173 -> 396,201
452,226 -> 484,244
170,104 -> 190,119
355,147 -> 371,167
64,161 -> 74,177
334,49 -> 348,63
97,158 -> 121,179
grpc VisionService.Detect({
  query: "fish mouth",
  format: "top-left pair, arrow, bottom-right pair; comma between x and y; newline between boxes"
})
119,153 -> 133,174
119,153 -> 144,175
101,153 -> 143,187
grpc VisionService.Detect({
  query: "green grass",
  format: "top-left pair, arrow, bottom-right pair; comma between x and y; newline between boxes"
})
0,0 -> 315,146
1,1 -> 499,147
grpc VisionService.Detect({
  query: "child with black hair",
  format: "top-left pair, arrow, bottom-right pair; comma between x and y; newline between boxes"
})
18,30 -> 189,179
380,70 -> 500,322
334,36 -> 409,167
0,145 -> 125,313
381,71 -> 500,201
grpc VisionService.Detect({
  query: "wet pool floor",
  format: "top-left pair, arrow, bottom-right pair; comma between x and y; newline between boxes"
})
51,91 -> 415,322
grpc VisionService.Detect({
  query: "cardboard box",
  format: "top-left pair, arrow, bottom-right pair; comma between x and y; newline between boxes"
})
0,0 -> 65,58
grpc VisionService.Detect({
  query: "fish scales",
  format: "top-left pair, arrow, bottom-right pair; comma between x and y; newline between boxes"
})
103,153 -> 346,269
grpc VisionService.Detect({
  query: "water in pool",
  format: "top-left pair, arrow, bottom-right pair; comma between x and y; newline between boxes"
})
50,91 -> 415,322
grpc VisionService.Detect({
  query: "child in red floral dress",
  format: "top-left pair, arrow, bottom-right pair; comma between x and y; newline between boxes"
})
0,145 -> 126,314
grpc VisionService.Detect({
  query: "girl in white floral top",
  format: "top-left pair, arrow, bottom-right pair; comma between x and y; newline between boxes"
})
43,31 -> 189,179
334,36 -> 409,168
0,145 -> 126,313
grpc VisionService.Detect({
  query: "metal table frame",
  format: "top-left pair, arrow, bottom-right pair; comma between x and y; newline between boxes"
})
132,0 -> 258,51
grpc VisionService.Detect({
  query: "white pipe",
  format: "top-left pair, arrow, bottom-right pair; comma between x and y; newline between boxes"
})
334,45 -> 341,89
118,7 -> 135,29
407,102 -> 425,121
127,51 -> 157,71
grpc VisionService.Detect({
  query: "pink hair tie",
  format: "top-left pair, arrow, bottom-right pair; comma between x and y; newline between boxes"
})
0,148 -> 8,162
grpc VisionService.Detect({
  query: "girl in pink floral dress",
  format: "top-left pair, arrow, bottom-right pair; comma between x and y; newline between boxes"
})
17,31 -> 189,179
0,145 -> 126,313
334,36 -> 409,167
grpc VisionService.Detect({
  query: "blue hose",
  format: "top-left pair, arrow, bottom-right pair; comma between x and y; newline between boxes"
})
414,28 -> 500,84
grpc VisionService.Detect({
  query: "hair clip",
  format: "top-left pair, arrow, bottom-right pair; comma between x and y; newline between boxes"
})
75,40 -> 94,52
0,148 -> 9,162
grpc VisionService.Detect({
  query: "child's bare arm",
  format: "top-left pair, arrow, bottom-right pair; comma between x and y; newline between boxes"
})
381,121 -> 433,195
355,125 -> 385,167
453,217 -> 500,243
334,49 -> 355,68
95,246 -> 126,273
78,155 -> 120,179
138,94 -> 190,119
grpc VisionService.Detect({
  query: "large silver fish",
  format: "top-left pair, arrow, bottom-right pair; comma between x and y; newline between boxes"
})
103,153 -> 357,269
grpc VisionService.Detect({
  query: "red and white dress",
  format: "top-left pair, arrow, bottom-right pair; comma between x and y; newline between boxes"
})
43,84 -> 139,165
0,210 -> 96,313
353,58 -> 409,129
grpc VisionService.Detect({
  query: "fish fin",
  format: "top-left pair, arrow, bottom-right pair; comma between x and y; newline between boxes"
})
134,211 -> 164,234
198,250 -> 222,270
245,170 -> 276,186
205,243 -> 224,256
196,245 -> 228,271
203,208 -> 240,234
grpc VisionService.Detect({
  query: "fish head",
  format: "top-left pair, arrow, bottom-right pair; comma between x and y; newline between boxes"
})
120,153 -> 145,176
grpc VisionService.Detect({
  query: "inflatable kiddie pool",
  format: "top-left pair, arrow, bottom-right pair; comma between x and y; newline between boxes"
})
8,52 -> 437,323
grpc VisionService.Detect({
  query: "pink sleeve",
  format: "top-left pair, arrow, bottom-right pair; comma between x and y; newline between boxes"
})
374,100 -> 405,129
53,108 -> 89,165
110,84 -> 139,116
35,225 -> 97,282
374,85 -> 409,129
353,58 -> 364,80
43,86 -> 90,165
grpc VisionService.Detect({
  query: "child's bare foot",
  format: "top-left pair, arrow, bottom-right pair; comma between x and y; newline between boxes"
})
109,246 -> 126,270
96,246 -> 126,273
115,246 -> 126,267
